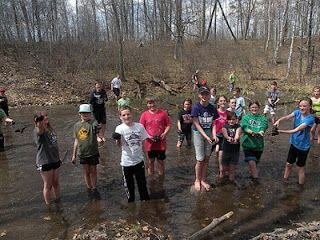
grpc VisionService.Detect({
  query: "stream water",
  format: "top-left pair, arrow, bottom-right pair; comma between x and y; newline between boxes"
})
0,104 -> 319,240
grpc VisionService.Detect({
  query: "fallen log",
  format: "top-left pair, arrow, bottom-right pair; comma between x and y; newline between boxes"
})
152,78 -> 179,95
189,211 -> 234,240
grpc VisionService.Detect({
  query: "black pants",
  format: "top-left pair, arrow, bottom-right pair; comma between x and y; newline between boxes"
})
122,161 -> 149,202
0,134 -> 4,151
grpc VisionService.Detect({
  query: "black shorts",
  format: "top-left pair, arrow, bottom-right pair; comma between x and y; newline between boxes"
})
79,154 -> 100,165
148,150 -> 166,160
315,117 -> 320,125
37,161 -> 61,172
243,150 -> 263,163
287,144 -> 309,167
113,88 -> 120,97
222,151 -> 240,166
216,135 -> 224,151
93,110 -> 106,124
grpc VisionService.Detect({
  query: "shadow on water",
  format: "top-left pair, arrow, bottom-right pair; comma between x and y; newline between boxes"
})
0,104 -> 319,239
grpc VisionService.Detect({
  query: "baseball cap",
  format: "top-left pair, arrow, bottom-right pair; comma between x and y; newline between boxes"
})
198,86 -> 210,94
79,104 -> 92,113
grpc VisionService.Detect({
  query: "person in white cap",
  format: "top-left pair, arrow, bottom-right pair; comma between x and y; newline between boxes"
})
71,104 -> 103,199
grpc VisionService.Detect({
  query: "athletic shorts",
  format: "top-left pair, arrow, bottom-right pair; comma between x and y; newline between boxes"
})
263,105 -> 276,115
287,144 -> 309,167
147,150 -> 166,160
193,129 -> 212,161
79,154 -> 100,165
315,117 -> 320,125
93,110 -> 106,124
37,161 -> 61,172
222,151 -> 240,166
243,150 -> 263,163
113,88 -> 120,97
216,135 -> 224,151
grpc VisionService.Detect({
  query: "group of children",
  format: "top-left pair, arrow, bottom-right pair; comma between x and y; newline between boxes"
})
0,78 -> 316,207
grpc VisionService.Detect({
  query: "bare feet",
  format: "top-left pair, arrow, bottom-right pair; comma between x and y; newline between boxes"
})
194,180 -> 201,192
176,141 -> 182,148
201,181 -> 211,192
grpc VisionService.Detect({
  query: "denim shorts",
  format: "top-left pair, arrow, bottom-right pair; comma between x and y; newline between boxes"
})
193,129 -> 213,161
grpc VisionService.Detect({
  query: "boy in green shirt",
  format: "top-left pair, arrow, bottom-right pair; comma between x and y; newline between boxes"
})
71,104 -> 103,199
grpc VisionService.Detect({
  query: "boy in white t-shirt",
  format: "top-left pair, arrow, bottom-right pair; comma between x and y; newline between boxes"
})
114,106 -> 150,202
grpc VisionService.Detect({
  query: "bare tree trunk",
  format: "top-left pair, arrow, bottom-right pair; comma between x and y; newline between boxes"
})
265,0 -> 272,52
306,0 -> 315,75
111,0 -> 126,81
101,0 -> 110,42
217,0 -> 237,42
204,0 -> 218,42
19,0 -> 33,42
174,0 -> 183,60
11,0 -> 21,41
91,0 -> 98,42
201,0 -> 206,41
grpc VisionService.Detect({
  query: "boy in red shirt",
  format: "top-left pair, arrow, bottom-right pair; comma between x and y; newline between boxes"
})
140,97 -> 170,176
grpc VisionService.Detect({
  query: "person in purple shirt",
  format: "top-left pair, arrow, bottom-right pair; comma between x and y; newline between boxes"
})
191,87 -> 219,192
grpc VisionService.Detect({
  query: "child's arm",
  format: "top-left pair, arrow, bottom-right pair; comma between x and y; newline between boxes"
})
193,117 -> 212,143
35,119 -> 45,135
71,138 -> 78,164
278,123 -> 308,134
177,120 -> 182,132
221,127 -> 232,142
274,113 -> 295,127
234,127 -> 242,143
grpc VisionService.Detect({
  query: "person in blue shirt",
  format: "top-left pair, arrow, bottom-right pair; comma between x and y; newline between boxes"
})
274,98 -> 315,185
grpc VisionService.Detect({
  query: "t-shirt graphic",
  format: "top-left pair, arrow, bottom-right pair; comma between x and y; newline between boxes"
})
78,127 -> 89,141
266,90 -> 280,104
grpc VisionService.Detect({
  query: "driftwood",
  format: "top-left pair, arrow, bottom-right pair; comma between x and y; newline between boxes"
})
152,78 -> 179,95
189,211 -> 234,240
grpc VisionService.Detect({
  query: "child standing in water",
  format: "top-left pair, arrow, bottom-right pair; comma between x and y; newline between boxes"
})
191,87 -> 219,192
72,104 -> 103,199
233,87 -> 246,120
310,86 -> 320,144
274,98 -> 315,185
214,96 -> 229,178
240,101 -> 268,181
263,81 -> 280,124
139,97 -> 170,176
176,98 -> 193,148
0,87 -> 9,116
221,111 -> 241,182
34,111 -> 61,206
0,108 -> 14,152
114,106 -> 150,202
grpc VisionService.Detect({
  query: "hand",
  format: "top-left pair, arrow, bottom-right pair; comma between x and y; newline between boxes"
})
160,132 -> 167,140
273,120 -> 280,127
258,131 -> 265,137
205,135 -> 213,144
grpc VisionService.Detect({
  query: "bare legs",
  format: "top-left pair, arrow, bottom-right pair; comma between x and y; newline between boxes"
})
82,165 -> 97,189
40,169 -> 60,206
195,156 -> 210,192
147,158 -> 165,176
284,163 -> 305,185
